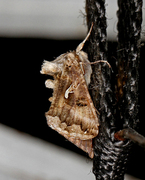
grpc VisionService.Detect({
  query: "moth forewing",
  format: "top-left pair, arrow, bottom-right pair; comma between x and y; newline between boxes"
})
44,56 -> 99,140
41,24 -> 99,158
63,136 -> 94,159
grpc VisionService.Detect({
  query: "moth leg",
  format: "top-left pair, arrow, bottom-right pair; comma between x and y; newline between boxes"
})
45,79 -> 55,89
90,60 -> 111,68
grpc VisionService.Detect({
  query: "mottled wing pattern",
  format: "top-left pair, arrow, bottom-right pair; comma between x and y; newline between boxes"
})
41,51 -> 99,158
64,136 -> 94,158
45,52 -> 99,140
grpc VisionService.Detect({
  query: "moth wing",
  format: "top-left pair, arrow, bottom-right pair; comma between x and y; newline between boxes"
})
45,55 -> 99,140
64,136 -> 94,158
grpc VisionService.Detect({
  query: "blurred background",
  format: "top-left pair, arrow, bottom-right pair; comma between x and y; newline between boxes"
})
1,0 -> 145,179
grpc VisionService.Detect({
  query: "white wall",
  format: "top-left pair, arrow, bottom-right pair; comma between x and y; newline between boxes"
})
0,124 -> 141,180
0,0 -> 144,40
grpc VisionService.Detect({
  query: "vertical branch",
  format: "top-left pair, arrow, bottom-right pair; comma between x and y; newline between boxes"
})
86,1 -> 114,124
86,0 -> 142,179
86,0 -> 109,110
116,0 -> 142,129
86,0 -> 125,179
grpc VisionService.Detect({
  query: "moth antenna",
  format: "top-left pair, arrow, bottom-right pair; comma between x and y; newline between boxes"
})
76,23 -> 93,55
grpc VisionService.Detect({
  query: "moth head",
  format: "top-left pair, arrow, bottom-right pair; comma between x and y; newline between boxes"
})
40,60 -> 61,76
64,53 -> 75,66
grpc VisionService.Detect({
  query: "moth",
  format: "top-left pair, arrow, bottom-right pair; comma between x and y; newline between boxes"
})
40,24 -> 99,158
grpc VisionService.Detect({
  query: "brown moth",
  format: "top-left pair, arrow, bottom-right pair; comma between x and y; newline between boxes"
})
40,24 -> 99,158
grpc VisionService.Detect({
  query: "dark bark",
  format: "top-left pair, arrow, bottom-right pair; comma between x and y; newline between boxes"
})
116,0 -> 142,129
86,0 -> 142,179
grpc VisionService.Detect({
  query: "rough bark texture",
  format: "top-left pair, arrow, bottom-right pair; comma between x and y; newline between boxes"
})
116,0 -> 142,129
86,0 -> 142,179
